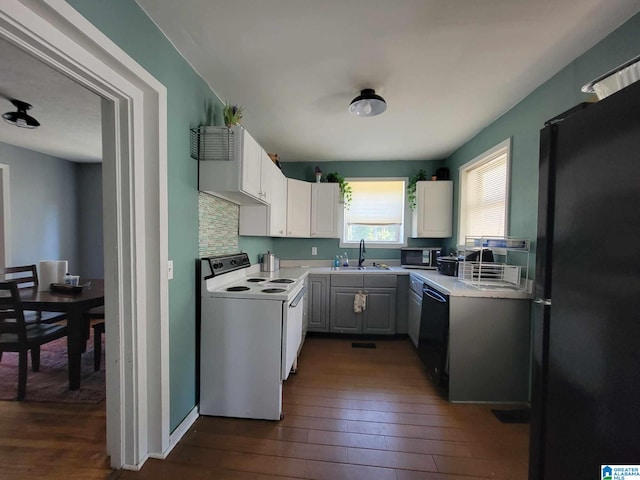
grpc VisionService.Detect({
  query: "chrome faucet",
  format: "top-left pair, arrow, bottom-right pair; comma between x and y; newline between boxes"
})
358,239 -> 366,267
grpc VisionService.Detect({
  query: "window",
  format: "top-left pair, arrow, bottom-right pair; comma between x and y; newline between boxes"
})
458,138 -> 511,245
341,178 -> 407,247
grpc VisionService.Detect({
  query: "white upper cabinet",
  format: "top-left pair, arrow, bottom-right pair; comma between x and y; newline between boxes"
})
239,157 -> 288,237
311,183 -> 339,238
198,126 -> 268,205
286,178 -> 311,237
411,180 -> 453,238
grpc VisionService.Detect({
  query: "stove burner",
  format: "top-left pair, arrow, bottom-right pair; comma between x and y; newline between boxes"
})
262,288 -> 286,293
226,286 -> 250,292
269,279 -> 294,284
246,278 -> 266,283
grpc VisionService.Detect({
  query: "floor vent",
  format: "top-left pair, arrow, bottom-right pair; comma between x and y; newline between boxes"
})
352,342 -> 376,349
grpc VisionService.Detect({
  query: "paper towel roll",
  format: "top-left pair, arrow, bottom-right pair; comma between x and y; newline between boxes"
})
38,260 -> 58,291
56,260 -> 68,284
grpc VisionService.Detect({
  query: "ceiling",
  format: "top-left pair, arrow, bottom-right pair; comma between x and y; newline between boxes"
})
136,0 -> 640,163
0,37 -> 102,163
0,1 -> 639,164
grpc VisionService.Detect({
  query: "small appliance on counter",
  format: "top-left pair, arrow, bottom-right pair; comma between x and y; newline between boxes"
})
401,247 -> 441,269
463,248 -> 494,263
437,256 -> 460,276
437,248 -> 496,277
260,251 -> 279,272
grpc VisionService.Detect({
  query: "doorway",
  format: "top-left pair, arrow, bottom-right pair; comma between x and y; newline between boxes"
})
0,0 -> 169,469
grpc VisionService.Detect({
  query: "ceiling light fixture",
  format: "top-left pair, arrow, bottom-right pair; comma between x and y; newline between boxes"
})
2,99 -> 40,129
348,88 -> 387,117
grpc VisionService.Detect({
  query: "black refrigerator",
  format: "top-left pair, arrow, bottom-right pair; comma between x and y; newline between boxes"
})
529,79 -> 640,479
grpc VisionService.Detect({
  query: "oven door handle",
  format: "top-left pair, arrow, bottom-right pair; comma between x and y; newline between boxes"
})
289,286 -> 307,308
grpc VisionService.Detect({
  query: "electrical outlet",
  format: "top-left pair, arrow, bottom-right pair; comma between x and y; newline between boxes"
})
168,260 -> 174,280
312,247 -> 318,256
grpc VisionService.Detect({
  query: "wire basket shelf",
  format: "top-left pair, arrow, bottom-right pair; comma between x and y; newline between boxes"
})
190,126 -> 235,161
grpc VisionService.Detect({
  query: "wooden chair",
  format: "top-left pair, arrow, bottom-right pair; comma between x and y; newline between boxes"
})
85,305 -> 104,371
0,265 -> 67,325
0,281 -> 68,400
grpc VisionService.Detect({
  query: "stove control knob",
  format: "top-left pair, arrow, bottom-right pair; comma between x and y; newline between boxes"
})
230,259 -> 237,265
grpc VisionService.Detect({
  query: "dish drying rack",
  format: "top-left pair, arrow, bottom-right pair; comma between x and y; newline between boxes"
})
459,236 -> 530,290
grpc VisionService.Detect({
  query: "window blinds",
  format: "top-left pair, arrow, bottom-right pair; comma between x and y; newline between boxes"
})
465,153 -> 507,237
345,180 -> 404,225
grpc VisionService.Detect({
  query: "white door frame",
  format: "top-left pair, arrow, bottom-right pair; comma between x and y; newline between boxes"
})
0,163 -> 11,267
0,0 -> 169,469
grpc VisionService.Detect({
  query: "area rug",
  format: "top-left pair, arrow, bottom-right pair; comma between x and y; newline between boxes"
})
0,331 -> 105,403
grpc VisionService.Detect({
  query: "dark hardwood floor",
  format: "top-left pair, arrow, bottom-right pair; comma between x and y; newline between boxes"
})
116,335 -> 530,480
0,400 -> 110,479
0,336 -> 529,479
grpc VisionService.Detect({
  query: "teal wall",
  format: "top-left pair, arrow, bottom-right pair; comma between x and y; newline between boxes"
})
443,12 -> 640,274
281,160 -> 444,183
239,236 -> 275,265
275,160 -> 446,261
64,0 -> 267,430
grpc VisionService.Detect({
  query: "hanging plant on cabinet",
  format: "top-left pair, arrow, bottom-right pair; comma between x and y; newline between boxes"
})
407,169 -> 428,210
326,172 -> 353,209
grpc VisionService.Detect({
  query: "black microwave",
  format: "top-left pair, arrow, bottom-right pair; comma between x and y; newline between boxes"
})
401,248 -> 441,270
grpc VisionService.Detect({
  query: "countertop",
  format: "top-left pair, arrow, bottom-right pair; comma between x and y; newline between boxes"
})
248,263 -> 532,300
301,265 -> 532,299
403,269 -> 533,299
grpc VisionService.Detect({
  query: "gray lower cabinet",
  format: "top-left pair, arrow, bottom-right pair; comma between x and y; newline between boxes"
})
448,296 -> 531,403
330,287 -> 363,333
329,274 -> 397,334
307,274 -> 330,332
362,289 -> 396,334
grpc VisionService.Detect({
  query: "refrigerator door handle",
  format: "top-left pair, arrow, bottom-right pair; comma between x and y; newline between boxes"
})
534,298 -> 552,306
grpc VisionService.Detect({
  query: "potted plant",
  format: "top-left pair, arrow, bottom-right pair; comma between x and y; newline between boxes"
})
326,172 -> 352,208
407,169 -> 428,210
223,102 -> 243,127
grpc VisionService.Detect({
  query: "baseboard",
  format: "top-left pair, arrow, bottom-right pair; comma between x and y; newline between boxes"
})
121,454 -> 148,471
147,405 -> 199,460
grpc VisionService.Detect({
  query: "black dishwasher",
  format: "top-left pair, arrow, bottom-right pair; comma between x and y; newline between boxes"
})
418,284 -> 449,387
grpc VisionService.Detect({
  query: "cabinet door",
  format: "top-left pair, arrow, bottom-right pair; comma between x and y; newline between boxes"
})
407,289 -> 422,347
259,150 -> 274,204
308,275 -> 329,332
412,180 -> 453,238
330,287 -> 362,333
240,129 -> 262,200
311,183 -> 339,238
362,289 -> 397,335
286,179 -> 311,237
268,166 -> 287,236
238,159 -> 287,236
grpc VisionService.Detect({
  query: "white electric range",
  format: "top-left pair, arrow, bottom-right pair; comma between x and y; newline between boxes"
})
199,253 -> 307,420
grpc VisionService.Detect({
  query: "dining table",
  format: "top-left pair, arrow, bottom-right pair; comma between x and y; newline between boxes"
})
19,279 -> 105,390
